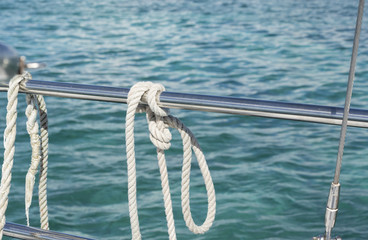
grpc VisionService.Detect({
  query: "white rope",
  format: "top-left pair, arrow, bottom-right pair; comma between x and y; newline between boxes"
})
125,82 -> 216,240
36,95 -> 49,230
0,73 -> 31,239
24,94 -> 49,229
25,94 -> 41,226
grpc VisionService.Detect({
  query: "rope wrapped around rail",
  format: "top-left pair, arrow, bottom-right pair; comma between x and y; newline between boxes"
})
0,73 -> 49,240
125,82 -> 216,240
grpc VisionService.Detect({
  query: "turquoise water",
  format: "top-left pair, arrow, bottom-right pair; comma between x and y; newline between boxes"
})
1,0 -> 368,239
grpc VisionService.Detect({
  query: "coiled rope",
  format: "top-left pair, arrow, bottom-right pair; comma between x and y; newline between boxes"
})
125,82 -> 216,240
0,73 -> 49,240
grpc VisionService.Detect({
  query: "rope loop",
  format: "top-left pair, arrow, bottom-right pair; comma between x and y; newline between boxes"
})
146,84 -> 167,117
25,94 -> 41,227
125,81 -> 216,240
0,72 -> 31,239
0,73 -> 49,240
24,94 -> 50,230
36,94 -> 50,230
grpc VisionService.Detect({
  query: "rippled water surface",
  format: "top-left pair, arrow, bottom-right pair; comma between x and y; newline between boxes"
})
1,0 -> 368,239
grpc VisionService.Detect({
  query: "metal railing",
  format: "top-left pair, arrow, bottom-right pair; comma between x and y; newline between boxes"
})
4,222 -> 93,240
1,79 -> 368,128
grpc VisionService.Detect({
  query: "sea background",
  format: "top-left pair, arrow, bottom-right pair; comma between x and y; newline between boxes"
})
1,0 -> 368,239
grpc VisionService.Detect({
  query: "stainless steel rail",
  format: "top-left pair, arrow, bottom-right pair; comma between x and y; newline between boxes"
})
4,222 -> 94,240
1,80 -> 368,128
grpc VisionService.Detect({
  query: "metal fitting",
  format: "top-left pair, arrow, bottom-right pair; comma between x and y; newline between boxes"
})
314,182 -> 341,240
325,182 -> 340,239
314,183 -> 341,240
327,182 -> 340,209
313,235 -> 342,240
0,43 -> 20,85
0,42 -> 45,86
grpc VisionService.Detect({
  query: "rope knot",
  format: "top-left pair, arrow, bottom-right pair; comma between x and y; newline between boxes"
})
127,82 -> 172,150
146,83 -> 172,150
19,72 -> 31,88
126,81 -> 216,240
147,110 -> 172,150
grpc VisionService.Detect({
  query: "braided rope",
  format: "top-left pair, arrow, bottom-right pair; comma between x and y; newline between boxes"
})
36,95 -> 49,230
125,82 -> 216,240
25,94 -> 41,226
0,73 -> 31,239
24,94 -> 49,230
